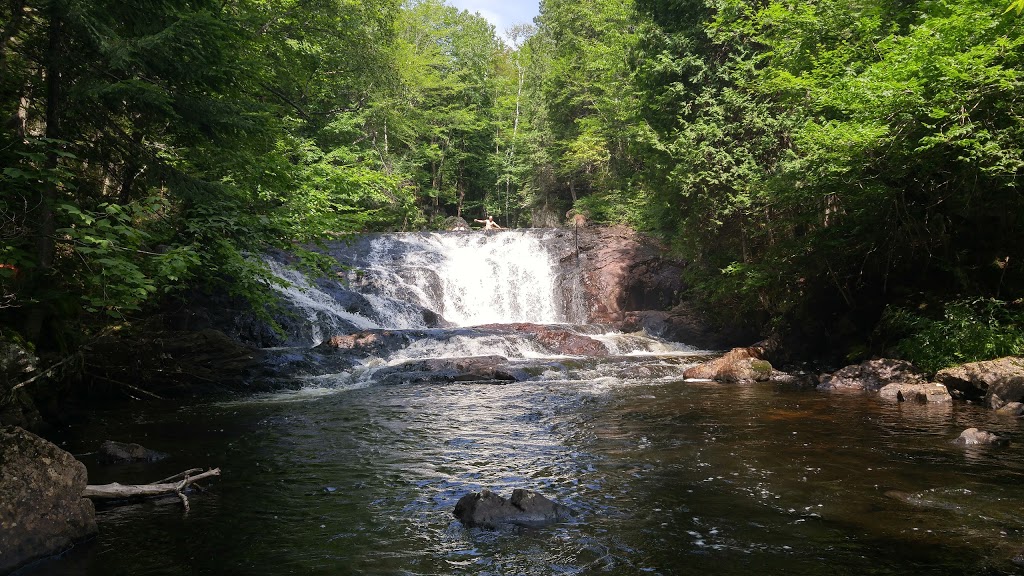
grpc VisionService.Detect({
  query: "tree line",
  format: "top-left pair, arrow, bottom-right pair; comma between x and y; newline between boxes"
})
1,0 -> 1022,370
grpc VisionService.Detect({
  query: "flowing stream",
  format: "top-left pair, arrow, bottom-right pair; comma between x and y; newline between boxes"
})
33,230 -> 1024,575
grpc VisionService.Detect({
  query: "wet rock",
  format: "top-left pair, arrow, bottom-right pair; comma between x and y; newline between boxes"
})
934,356 -> 1024,408
768,370 -> 819,388
818,359 -> 926,392
952,427 -> 1008,447
97,440 -> 169,465
0,426 -> 97,574
683,345 -> 773,383
478,323 -> 609,357
996,401 -> 1024,416
453,489 -> 570,529
442,216 -> 471,231
375,356 -> 523,385
878,382 -> 952,403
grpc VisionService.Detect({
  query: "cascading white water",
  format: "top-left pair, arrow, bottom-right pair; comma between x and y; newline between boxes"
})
357,230 -> 564,327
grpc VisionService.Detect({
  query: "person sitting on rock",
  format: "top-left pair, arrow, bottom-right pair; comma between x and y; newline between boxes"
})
474,215 -> 502,230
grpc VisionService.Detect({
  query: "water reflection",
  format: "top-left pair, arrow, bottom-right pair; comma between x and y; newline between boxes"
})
37,379 -> 1024,576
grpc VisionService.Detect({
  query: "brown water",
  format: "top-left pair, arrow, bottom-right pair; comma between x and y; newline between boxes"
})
30,376 -> 1024,576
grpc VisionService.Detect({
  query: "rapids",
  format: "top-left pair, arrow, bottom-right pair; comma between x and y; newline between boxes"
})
30,230 -> 1024,576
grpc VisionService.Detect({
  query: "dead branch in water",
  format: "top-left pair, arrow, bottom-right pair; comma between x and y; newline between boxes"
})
83,468 -> 220,512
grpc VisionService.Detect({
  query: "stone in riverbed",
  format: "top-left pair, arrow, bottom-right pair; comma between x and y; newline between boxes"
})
878,382 -> 952,403
952,427 -> 1008,447
97,440 -> 169,465
818,358 -> 926,392
0,426 -> 97,574
934,356 -> 1024,408
453,489 -> 570,529
683,345 -> 773,383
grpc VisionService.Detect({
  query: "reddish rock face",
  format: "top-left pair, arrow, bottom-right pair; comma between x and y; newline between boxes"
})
573,226 -> 686,325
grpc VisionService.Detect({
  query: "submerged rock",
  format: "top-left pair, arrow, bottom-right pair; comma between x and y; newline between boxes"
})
953,427 -> 1008,447
453,489 -> 570,529
878,382 -> 952,403
818,359 -> 926,392
97,440 -> 169,465
935,356 -> 1024,408
0,426 -> 97,574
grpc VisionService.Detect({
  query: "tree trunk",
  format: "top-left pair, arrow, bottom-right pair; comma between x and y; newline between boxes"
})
24,4 -> 62,343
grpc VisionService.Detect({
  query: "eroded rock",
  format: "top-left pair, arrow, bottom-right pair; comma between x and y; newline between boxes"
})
0,426 -> 97,574
453,489 -> 570,529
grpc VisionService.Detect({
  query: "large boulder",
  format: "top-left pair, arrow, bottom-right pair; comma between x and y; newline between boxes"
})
818,359 -> 926,392
0,426 -> 97,574
683,344 -> 773,383
935,356 -> 1024,409
453,489 -> 570,529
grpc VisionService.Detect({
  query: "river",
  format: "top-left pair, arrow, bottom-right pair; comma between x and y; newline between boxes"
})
27,230 -> 1024,575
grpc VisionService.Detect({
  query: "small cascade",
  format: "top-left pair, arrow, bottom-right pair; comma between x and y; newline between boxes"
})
264,259 -> 379,345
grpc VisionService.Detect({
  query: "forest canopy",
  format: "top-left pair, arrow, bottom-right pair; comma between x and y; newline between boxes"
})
1,0 -> 1022,369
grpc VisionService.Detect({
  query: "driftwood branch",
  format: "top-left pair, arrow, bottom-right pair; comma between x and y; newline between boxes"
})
83,468 -> 220,512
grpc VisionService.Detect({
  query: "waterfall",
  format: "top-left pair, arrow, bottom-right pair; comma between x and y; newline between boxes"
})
265,229 -> 582,341
354,230 -> 566,326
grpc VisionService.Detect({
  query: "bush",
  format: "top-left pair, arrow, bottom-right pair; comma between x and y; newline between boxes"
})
881,298 -> 1024,373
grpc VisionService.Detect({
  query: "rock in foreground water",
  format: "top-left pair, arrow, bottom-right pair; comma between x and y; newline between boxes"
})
953,427 -> 1008,447
0,426 -> 97,574
454,489 -> 570,529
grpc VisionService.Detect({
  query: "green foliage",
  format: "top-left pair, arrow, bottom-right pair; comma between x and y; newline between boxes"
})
632,0 -> 1024,361
882,299 -> 1024,373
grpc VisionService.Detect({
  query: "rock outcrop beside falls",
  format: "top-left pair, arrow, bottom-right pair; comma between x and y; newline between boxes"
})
570,226 -> 753,349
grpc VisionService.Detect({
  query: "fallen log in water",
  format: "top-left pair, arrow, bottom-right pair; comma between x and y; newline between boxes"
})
83,468 -> 220,512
